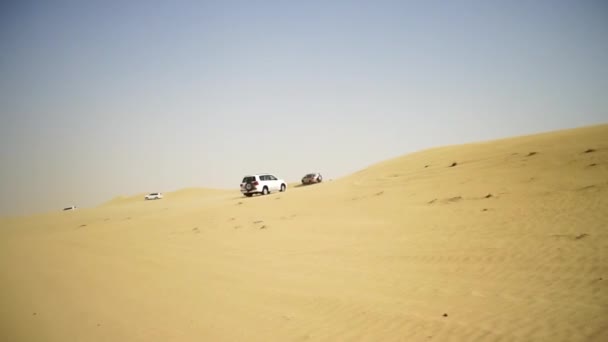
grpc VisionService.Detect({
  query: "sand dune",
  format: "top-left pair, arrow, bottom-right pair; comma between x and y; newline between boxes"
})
101,188 -> 230,206
1,124 -> 607,341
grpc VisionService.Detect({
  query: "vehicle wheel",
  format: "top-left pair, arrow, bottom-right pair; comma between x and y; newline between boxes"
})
244,193 -> 253,197
280,184 -> 286,192
262,187 -> 269,195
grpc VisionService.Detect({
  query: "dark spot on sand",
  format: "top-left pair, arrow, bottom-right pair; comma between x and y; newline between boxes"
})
588,163 -> 597,167
446,196 -> 462,203
32,312 -> 36,316
577,185 -> 597,191
234,225 -> 241,229
237,202 -> 243,205
443,313 -> 448,317
259,225 -> 267,229
552,233 -> 590,241
375,191 -> 384,196
253,220 -> 264,224
449,162 -> 457,167
79,224 -> 87,227
584,148 -> 596,154
192,227 -> 199,233
424,165 -> 429,168
482,208 -> 488,212
527,151 -> 538,157
484,193 -> 493,199
428,199 -> 437,204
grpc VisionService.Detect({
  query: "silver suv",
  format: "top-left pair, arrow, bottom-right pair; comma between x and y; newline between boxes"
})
240,174 -> 287,197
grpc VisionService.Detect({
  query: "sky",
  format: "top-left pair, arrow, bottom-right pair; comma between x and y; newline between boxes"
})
1,0 -> 607,215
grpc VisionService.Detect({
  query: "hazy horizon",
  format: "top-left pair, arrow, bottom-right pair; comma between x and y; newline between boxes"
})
1,0 -> 607,215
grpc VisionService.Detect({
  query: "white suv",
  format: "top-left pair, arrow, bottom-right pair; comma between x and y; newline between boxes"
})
240,174 -> 286,197
145,192 -> 163,200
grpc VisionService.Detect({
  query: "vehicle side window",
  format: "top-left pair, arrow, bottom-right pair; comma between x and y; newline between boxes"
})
260,175 -> 267,181
269,175 -> 277,180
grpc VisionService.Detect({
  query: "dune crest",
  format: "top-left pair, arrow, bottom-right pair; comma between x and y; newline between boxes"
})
101,187 -> 231,207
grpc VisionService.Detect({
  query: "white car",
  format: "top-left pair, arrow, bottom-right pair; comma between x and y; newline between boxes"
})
145,192 -> 163,200
240,174 -> 287,197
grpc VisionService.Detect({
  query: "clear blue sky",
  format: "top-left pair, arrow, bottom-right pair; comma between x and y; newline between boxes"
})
1,0 -> 607,215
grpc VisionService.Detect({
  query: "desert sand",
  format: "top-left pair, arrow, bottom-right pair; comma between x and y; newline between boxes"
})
1,124 -> 607,341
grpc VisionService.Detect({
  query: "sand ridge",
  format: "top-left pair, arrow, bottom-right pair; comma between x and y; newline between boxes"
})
1,124 -> 607,341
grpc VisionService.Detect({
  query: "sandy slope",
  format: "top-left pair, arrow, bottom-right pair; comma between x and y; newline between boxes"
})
1,124 -> 607,342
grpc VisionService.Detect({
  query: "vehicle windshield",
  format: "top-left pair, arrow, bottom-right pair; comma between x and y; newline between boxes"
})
242,176 -> 256,183
305,174 -> 316,177
149,193 -> 158,196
